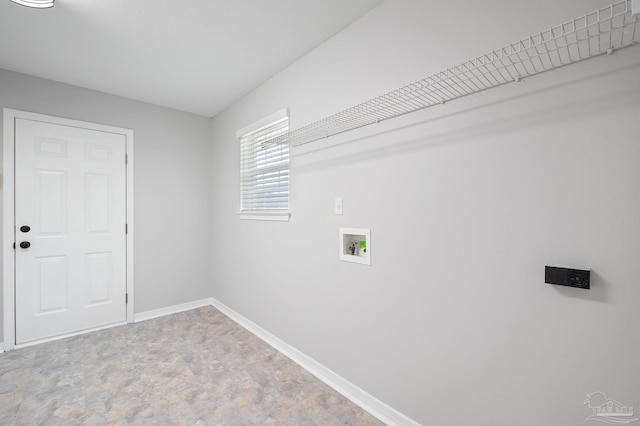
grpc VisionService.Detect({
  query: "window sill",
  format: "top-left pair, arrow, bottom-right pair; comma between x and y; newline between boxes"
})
238,210 -> 291,222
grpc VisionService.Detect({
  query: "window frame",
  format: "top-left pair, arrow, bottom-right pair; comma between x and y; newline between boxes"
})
236,108 -> 290,222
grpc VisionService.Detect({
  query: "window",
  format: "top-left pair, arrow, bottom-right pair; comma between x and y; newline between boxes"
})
237,109 -> 290,221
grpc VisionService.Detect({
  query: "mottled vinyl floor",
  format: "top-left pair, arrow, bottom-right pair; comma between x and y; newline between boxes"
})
0,306 -> 384,425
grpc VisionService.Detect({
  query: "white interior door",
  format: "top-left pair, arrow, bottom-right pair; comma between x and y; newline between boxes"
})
14,118 -> 127,345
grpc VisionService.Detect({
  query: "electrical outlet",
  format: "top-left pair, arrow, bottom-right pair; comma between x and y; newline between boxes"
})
545,266 -> 590,289
334,197 -> 343,215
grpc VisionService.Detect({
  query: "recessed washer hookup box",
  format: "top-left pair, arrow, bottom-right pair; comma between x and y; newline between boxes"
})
545,266 -> 590,289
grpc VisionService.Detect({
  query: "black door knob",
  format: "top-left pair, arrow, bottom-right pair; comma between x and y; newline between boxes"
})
20,225 -> 31,233
19,241 -> 31,249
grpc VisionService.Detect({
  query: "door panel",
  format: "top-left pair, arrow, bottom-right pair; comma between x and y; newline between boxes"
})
86,252 -> 112,305
36,255 -> 67,313
37,170 -> 67,234
86,173 -> 111,233
15,118 -> 127,344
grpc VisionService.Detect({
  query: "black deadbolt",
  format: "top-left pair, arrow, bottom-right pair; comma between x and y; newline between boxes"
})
20,225 -> 31,233
19,241 -> 31,249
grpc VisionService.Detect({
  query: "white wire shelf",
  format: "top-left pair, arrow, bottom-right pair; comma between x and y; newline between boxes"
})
269,0 -> 639,148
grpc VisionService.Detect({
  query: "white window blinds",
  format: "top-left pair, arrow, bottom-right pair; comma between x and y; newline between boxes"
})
238,111 -> 290,218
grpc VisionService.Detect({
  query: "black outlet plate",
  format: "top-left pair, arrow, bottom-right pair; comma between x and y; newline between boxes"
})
545,266 -> 590,289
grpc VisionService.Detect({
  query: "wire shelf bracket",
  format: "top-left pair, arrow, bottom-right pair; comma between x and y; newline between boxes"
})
268,0 -> 640,148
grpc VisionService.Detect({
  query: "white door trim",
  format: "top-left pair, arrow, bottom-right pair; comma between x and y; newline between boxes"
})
2,108 -> 134,351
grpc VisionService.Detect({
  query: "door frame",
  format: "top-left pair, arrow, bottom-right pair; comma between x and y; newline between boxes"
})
2,108 -> 134,351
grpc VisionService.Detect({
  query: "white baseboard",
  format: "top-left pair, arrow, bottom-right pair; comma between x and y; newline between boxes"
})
209,298 -> 420,426
0,341 -> 4,353
134,298 -> 214,322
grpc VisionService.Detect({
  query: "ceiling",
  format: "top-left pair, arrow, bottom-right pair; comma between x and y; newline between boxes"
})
0,0 -> 381,117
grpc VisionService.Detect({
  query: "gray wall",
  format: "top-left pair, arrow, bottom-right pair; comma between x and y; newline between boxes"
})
210,0 -> 640,424
0,68 -> 213,341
